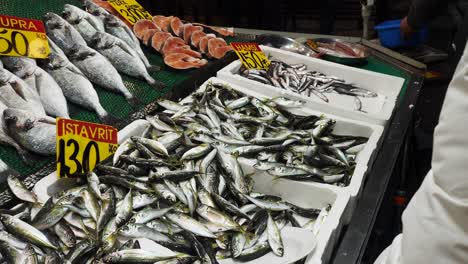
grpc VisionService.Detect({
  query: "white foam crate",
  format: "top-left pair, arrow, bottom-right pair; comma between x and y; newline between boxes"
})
35,118 -> 349,264
242,164 -> 350,264
183,77 -> 383,262
217,45 -> 405,125
198,78 -> 383,205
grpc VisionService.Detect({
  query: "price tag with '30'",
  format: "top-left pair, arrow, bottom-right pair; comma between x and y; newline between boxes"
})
57,119 -> 118,178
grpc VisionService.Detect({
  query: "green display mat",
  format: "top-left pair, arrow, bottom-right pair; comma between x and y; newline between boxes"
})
0,0 -> 242,176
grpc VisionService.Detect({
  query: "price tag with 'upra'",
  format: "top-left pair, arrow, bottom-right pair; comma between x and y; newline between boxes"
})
0,14 -> 49,59
107,0 -> 152,25
57,119 -> 118,178
230,42 -> 271,70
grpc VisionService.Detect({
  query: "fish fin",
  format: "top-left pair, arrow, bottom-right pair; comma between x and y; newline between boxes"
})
146,65 -> 161,73
9,80 -> 28,101
37,116 -> 57,125
17,147 -> 39,166
148,78 -> 166,90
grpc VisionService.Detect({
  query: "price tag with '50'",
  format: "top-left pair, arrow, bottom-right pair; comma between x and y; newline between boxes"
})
0,15 -> 49,59
230,42 -> 271,70
57,119 -> 118,178
107,0 -> 152,25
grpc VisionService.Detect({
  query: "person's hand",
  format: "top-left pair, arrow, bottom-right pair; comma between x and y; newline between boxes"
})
400,16 -> 415,39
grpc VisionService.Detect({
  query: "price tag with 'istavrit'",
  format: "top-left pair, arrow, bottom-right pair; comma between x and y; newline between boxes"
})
230,42 -> 271,70
57,119 -> 118,178
107,0 -> 152,25
0,14 -> 49,59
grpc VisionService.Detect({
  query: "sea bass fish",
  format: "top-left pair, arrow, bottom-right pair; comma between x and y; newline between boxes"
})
3,108 -> 56,155
0,66 -> 45,116
43,40 -> 117,124
62,4 -> 105,44
90,32 -> 164,89
43,12 -> 86,53
67,44 -> 138,105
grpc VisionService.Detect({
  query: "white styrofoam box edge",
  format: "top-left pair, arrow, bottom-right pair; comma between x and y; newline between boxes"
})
177,78 -> 351,264
241,163 -> 350,264
217,45 -> 405,125
198,77 -> 383,201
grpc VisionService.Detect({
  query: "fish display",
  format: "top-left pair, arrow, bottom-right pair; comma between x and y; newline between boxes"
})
133,15 -> 232,69
238,60 -> 378,112
0,82 -> 351,263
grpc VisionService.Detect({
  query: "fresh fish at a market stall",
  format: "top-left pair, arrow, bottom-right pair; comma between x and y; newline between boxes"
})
44,12 -> 87,53
1,56 -> 70,118
99,10 -> 154,70
151,32 -> 172,52
0,56 -> 37,89
62,4 -> 105,43
0,66 -> 46,116
0,82 -> 365,263
42,40 -> 117,124
3,108 -> 56,155
164,53 -> 208,70
0,101 -> 34,164
239,60 -> 378,111
67,44 -> 138,106
133,19 -> 159,40
90,32 -> 165,89
208,38 -> 232,59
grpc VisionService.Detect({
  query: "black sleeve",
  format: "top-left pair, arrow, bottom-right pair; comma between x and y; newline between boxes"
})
407,0 -> 449,29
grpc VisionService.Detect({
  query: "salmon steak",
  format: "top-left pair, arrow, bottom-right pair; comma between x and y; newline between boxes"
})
133,19 -> 159,40
164,53 -> 208,69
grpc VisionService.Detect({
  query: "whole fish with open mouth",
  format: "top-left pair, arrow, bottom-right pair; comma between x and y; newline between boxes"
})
3,108 -> 56,156
62,3 -> 105,44
90,32 -> 165,89
0,100 -> 34,164
42,39 -> 118,124
0,66 -> 45,116
43,12 -> 87,53
83,0 -> 154,70
2,56 -> 70,118
67,44 -> 138,106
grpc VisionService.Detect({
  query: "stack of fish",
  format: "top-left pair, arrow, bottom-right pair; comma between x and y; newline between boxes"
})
0,107 -> 330,263
0,1 -> 169,160
133,15 -> 232,70
44,1 -> 165,106
238,60 -> 378,112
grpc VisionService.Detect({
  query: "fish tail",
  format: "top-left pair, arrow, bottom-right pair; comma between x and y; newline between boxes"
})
99,112 -> 123,126
147,65 -> 162,73
147,76 -> 166,90
16,147 -> 37,166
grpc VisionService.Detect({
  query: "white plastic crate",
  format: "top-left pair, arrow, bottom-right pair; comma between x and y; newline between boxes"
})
34,118 -> 349,264
196,78 -> 383,203
217,45 -> 405,125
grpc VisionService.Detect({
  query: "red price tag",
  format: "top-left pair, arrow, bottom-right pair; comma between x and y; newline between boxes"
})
0,15 -> 49,59
57,119 -> 118,178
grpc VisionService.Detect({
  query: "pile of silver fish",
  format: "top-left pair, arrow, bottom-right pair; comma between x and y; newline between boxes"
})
0,0 -> 166,160
238,60 -> 378,111
173,82 -> 367,186
0,88 -> 334,263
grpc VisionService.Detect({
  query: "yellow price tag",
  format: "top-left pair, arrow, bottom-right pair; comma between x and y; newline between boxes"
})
56,118 -> 118,178
0,15 -> 49,59
230,42 -> 271,70
107,0 -> 152,25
